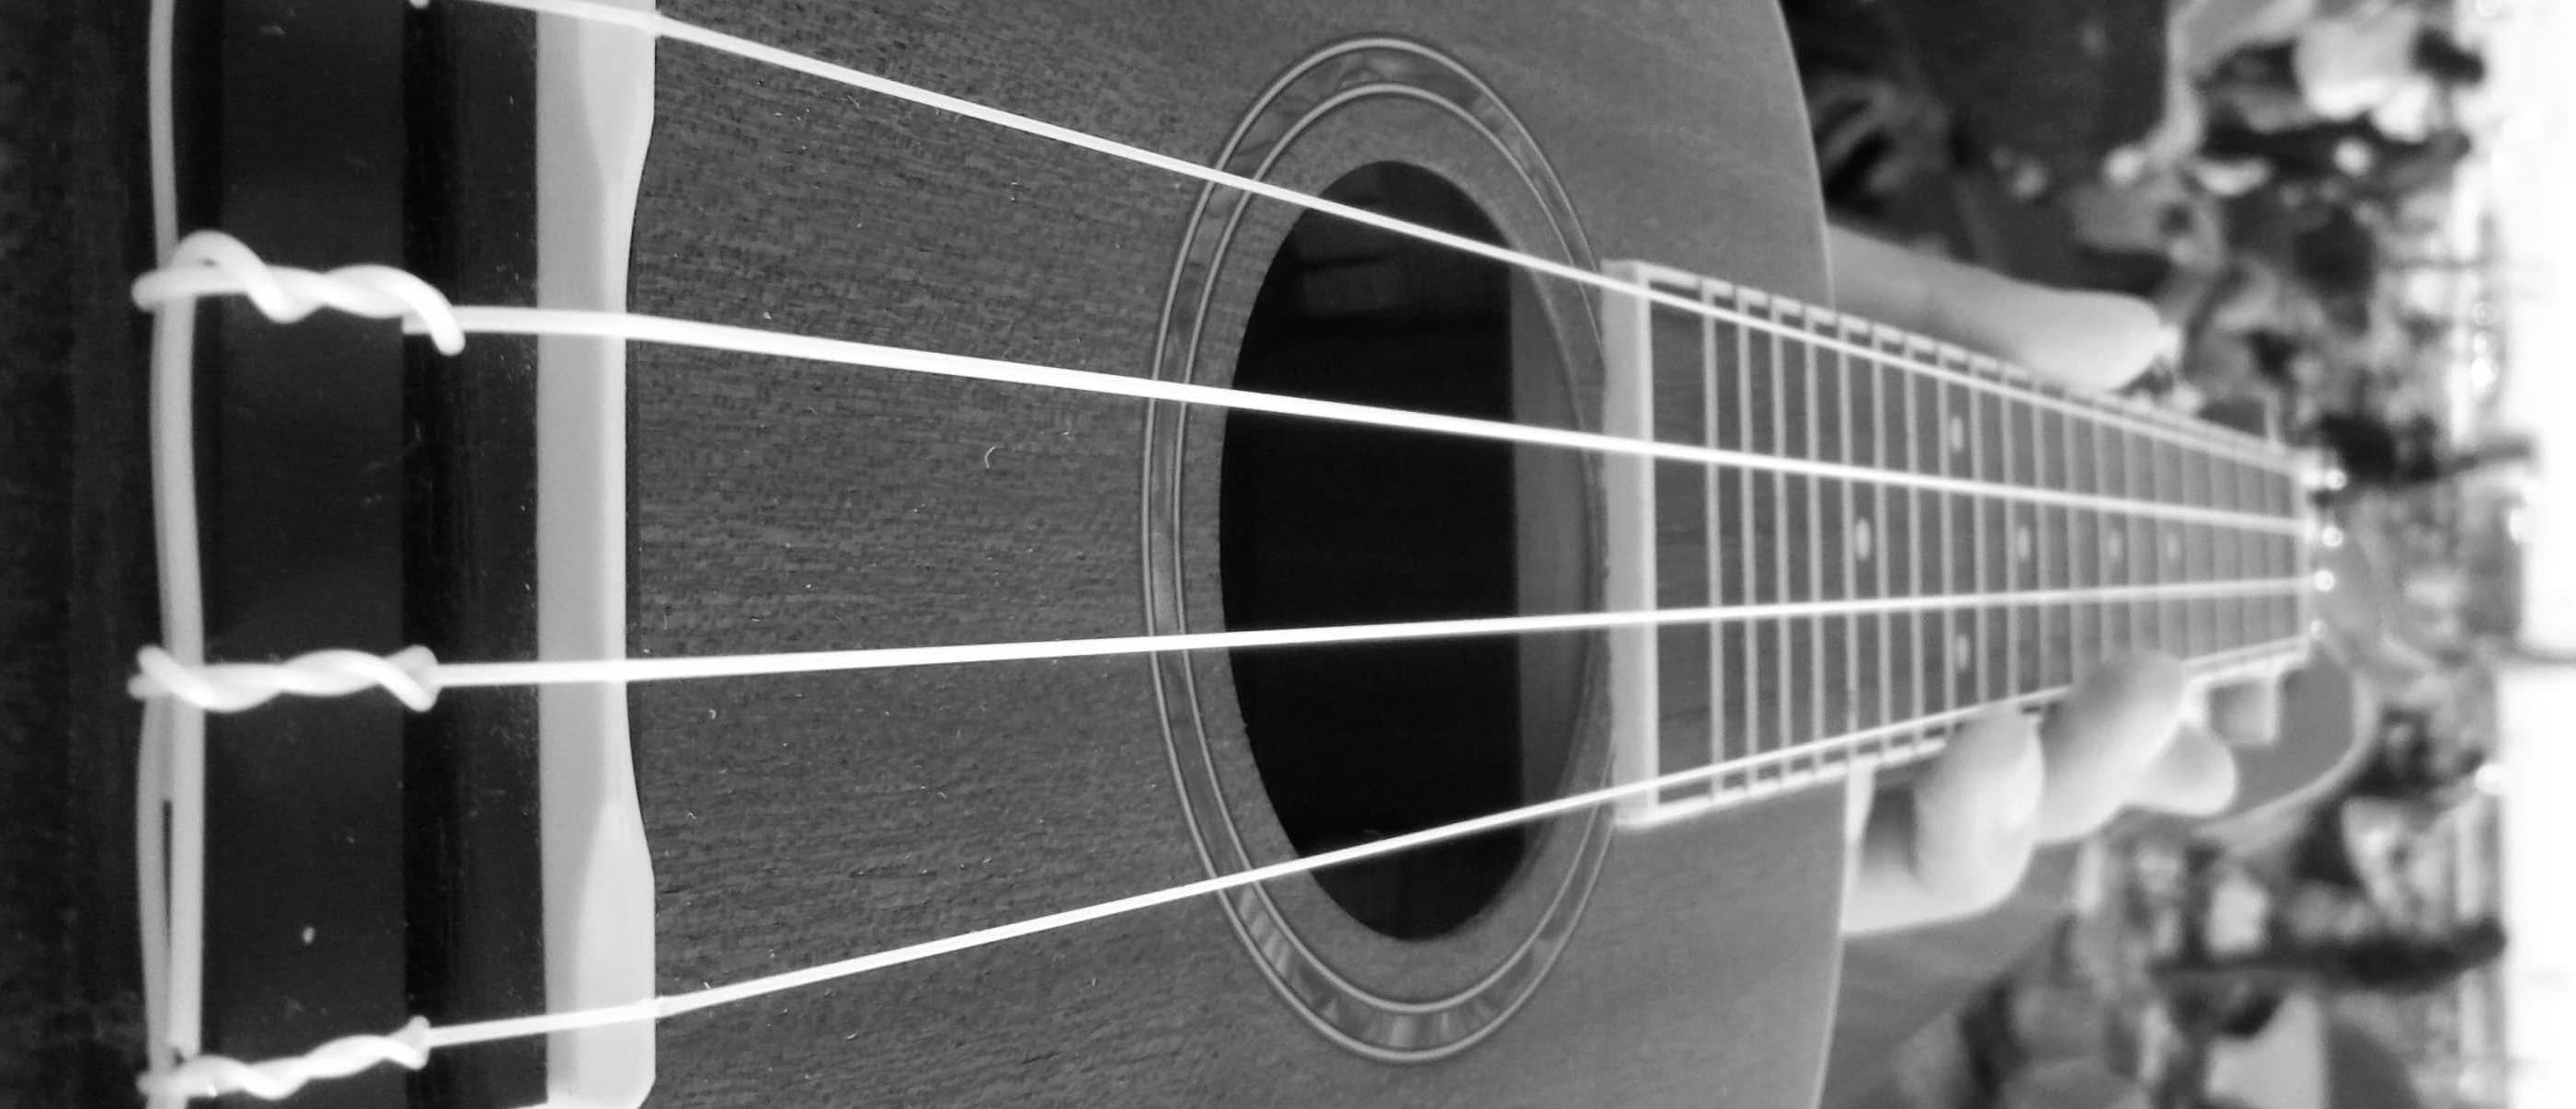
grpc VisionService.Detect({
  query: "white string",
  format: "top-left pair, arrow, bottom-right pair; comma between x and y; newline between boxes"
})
140,1020 -> 431,1102
147,0 -> 177,263
132,646 -> 441,713
449,304 -> 2311,535
447,0 -> 2296,475
130,577 -> 2312,712
114,236 -> 2304,535
136,6 -> 215,1101
134,231 -> 468,354
132,632 -> 2308,1100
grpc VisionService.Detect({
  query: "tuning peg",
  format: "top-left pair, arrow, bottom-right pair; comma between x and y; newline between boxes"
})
2202,675 -> 2284,749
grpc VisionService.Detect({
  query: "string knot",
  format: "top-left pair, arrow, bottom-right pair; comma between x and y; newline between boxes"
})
138,1017 -> 431,1102
132,230 -> 466,354
130,646 -> 441,713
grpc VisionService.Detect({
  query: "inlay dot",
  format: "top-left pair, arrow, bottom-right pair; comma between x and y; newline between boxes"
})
2014,525 -> 2032,561
2164,533 -> 2181,562
1854,518 -> 1874,561
1952,633 -> 1973,671
2106,532 -> 2124,563
1948,416 -> 1966,452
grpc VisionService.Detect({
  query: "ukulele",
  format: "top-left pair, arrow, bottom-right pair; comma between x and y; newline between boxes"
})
107,0 -> 2329,1104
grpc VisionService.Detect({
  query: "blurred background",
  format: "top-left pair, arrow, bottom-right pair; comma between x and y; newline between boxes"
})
1784,1 -> 2568,1106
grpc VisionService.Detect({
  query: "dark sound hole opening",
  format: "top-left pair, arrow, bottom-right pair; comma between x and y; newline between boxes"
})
1221,163 -> 1587,941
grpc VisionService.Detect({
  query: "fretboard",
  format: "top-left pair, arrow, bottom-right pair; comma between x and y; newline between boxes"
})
1598,260 -> 2316,826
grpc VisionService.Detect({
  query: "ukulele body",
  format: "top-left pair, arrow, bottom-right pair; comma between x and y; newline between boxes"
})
618,1 -> 1846,1104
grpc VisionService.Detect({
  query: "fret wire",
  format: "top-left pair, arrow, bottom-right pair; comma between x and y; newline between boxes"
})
2192,451 -> 2215,657
2130,431 -> 2149,653
2215,452 -> 2236,658
2095,419 -> 2118,662
1748,297 -> 1769,772
2040,404 -> 2060,689
1741,295 -> 1761,782
1770,301 -> 1791,765
1913,353 -> 1934,741
1991,369 -> 2010,702
2036,402 -> 2057,691
2124,427 -> 2146,654
2226,458 -> 2246,650
1805,310 -> 1826,772
2008,394 -> 2027,697
2197,455 -> 2215,656
2112,421 -> 2133,656
2152,434 -> 2172,646
2172,446 -> 2190,656
1990,384 -> 2010,703
2158,434 -> 2176,648
2019,398 -> 2033,692
1951,381 -> 1971,715
2237,459 -> 2258,650
1938,355 -> 1960,727
1732,292 -> 1754,790
1970,357 -> 1991,706
1910,344 -> 1931,737
1703,288 -> 1725,774
2158,436 -> 2182,652
2215,456 -> 2235,651
1838,320 -> 1861,754
1872,330 -> 1894,750
2101,425 -> 2119,659
1993,383 -> 2013,700
2242,458 -> 2260,650
2027,398 -> 2048,693
2134,425 -> 2152,653
2063,408 -> 2086,680
2119,426 -> 2140,654
1963,363 -> 1986,705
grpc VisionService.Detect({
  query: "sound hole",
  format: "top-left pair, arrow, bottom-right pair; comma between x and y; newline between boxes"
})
1221,163 -> 1586,940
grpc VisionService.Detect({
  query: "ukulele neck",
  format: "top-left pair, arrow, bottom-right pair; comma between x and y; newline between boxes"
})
1596,259 -> 2318,828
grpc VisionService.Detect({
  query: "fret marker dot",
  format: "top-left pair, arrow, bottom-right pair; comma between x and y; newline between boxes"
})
1952,634 -> 1973,672
1854,518 -> 1873,561
2164,533 -> 2181,562
2014,526 -> 2032,561
1948,416 -> 1966,452
2107,532 -> 2124,563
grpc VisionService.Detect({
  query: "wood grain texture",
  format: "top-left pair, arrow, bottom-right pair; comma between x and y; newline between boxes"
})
623,0 -> 1846,1103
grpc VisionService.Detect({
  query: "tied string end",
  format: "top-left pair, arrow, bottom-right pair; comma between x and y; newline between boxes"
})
130,646 -> 441,713
138,1017 -> 431,1102
132,230 -> 467,354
